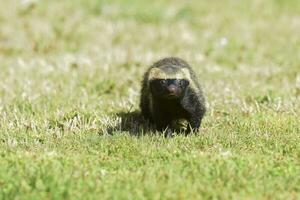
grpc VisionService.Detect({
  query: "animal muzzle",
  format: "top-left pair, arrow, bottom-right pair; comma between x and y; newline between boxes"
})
167,85 -> 178,95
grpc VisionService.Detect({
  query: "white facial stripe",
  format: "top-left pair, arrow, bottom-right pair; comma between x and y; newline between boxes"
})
181,68 -> 191,80
148,67 -> 189,80
148,66 -> 199,93
148,68 -> 162,80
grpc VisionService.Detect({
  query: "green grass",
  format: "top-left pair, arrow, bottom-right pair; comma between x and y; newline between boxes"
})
1,0 -> 300,199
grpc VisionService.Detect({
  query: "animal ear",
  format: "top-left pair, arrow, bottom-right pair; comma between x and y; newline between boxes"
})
148,67 -> 162,80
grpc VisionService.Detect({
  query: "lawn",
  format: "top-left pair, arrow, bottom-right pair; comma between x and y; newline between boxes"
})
0,0 -> 300,199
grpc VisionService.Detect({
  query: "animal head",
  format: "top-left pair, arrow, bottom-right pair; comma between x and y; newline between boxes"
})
148,66 -> 190,99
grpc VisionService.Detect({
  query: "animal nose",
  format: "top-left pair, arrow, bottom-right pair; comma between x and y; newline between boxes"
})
168,85 -> 177,93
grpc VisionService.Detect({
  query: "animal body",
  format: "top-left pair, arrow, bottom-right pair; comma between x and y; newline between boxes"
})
140,57 -> 206,134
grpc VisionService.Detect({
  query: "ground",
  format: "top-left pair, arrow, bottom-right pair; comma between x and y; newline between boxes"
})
0,0 -> 300,199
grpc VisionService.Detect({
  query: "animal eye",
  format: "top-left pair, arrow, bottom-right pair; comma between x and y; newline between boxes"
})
160,80 -> 167,85
179,80 -> 184,86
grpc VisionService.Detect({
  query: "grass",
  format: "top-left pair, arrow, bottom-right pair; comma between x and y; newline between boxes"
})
0,0 -> 300,199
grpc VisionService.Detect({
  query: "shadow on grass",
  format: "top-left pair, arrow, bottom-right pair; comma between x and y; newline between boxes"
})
106,111 -> 153,136
106,111 -> 190,137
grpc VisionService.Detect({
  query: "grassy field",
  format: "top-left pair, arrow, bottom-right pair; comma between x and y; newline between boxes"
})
0,0 -> 300,199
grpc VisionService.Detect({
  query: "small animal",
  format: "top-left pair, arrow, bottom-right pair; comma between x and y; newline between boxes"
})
140,57 -> 206,134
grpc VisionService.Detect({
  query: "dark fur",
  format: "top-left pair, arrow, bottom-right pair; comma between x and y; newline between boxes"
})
140,57 -> 206,133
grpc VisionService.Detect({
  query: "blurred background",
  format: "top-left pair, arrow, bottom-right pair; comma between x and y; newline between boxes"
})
0,0 -> 299,125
